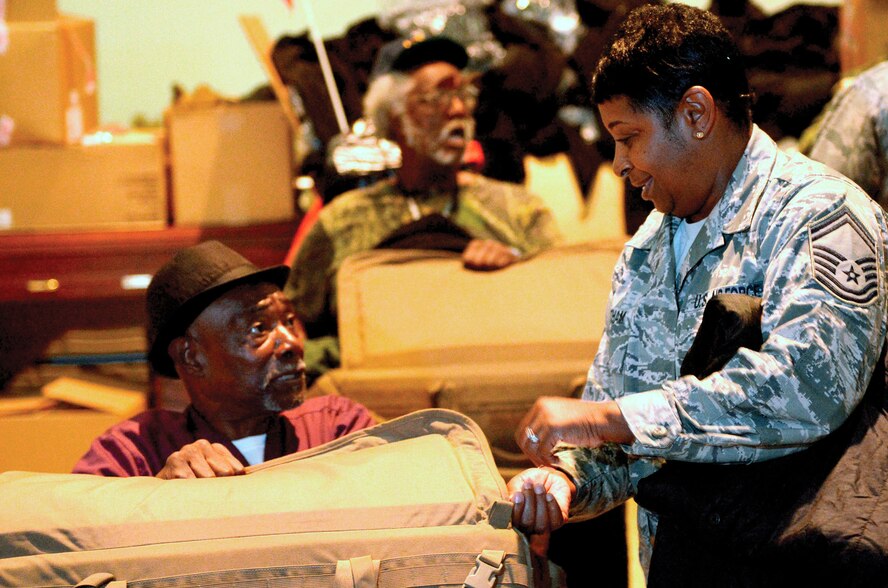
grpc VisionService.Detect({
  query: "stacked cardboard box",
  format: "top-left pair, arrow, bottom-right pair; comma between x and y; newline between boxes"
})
0,2 -> 296,232
0,375 -> 147,473
167,100 -> 296,227
0,2 -> 97,146
0,131 -> 167,232
0,0 -> 168,232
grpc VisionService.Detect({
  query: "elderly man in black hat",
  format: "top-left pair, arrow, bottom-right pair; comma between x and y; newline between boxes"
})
285,36 -> 562,382
73,241 -> 375,478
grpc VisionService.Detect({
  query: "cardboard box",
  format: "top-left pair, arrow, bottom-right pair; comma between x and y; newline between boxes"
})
0,16 -> 98,145
0,376 -> 146,474
5,0 -> 58,21
44,326 -> 147,357
0,132 -> 168,232
168,101 -> 295,227
42,377 -> 146,417
0,409 -> 122,473
839,0 -> 888,74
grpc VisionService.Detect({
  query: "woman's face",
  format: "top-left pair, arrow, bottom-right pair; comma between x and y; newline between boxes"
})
599,96 -> 711,220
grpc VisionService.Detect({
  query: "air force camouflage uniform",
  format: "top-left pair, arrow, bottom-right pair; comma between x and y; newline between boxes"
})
806,60 -> 888,211
556,125 -> 888,568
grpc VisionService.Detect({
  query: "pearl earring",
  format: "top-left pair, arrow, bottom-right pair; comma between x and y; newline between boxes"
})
694,131 -> 705,139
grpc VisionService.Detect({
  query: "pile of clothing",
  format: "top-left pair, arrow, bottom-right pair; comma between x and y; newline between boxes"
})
271,0 -> 840,232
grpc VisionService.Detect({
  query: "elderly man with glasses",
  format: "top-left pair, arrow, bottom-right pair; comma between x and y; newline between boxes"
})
284,36 -> 562,384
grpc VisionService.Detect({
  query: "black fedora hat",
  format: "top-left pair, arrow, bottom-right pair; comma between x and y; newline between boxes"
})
146,240 -> 289,378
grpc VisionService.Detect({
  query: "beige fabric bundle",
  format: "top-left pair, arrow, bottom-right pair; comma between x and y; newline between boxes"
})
323,243 -> 621,473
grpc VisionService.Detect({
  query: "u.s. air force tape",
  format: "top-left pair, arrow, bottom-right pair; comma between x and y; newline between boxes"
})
809,206 -> 879,305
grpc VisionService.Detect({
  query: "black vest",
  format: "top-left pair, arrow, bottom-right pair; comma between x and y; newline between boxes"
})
635,294 -> 888,587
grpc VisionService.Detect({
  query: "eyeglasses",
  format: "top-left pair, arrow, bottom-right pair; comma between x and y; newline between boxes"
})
412,84 -> 480,110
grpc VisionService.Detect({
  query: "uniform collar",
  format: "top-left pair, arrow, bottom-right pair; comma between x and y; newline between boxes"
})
721,125 -> 778,235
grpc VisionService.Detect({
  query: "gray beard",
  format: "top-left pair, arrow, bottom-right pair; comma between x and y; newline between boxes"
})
402,117 -> 475,166
261,374 -> 306,412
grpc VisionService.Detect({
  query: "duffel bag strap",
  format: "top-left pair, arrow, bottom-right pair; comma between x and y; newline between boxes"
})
464,549 -> 505,588
335,555 -> 379,588
75,573 -> 126,587
488,500 -> 514,530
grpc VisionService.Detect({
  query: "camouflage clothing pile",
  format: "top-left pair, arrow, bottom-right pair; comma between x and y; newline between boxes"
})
285,172 -> 562,377
556,125 -> 888,569
805,60 -> 888,211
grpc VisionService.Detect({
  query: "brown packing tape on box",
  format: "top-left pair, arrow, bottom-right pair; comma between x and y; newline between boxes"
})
0,16 -> 97,145
5,0 -> 57,21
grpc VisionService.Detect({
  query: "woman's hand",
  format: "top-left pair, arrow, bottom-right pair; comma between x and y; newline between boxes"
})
516,397 -> 635,466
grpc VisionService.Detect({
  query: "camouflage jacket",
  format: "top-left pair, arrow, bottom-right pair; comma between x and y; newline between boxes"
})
285,172 -> 562,337
558,126 -> 888,567
806,61 -> 888,211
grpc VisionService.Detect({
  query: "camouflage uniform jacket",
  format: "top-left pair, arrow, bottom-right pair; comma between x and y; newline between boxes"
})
285,172 -> 562,336
806,61 -> 888,211
557,126 -> 888,568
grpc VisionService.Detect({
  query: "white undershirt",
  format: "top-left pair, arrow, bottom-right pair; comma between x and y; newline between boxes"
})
673,218 -> 706,282
232,433 -> 267,466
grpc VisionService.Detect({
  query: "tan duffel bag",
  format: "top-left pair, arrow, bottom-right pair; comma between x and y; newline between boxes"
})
0,409 -> 550,588
317,242 -> 621,475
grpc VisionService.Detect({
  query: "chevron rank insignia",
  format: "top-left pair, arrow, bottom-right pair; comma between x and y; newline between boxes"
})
809,206 -> 879,305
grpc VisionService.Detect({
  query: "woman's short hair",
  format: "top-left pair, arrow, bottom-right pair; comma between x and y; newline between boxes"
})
362,72 -> 413,140
591,4 -> 753,130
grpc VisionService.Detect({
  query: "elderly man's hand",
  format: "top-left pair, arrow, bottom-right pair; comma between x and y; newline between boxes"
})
462,239 -> 520,271
516,397 -> 635,466
508,467 -> 574,535
156,439 -> 246,479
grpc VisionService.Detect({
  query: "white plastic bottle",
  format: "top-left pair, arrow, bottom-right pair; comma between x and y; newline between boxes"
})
65,89 -> 83,144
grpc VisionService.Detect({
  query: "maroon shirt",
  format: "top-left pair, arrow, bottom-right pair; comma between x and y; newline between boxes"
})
72,395 -> 375,477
